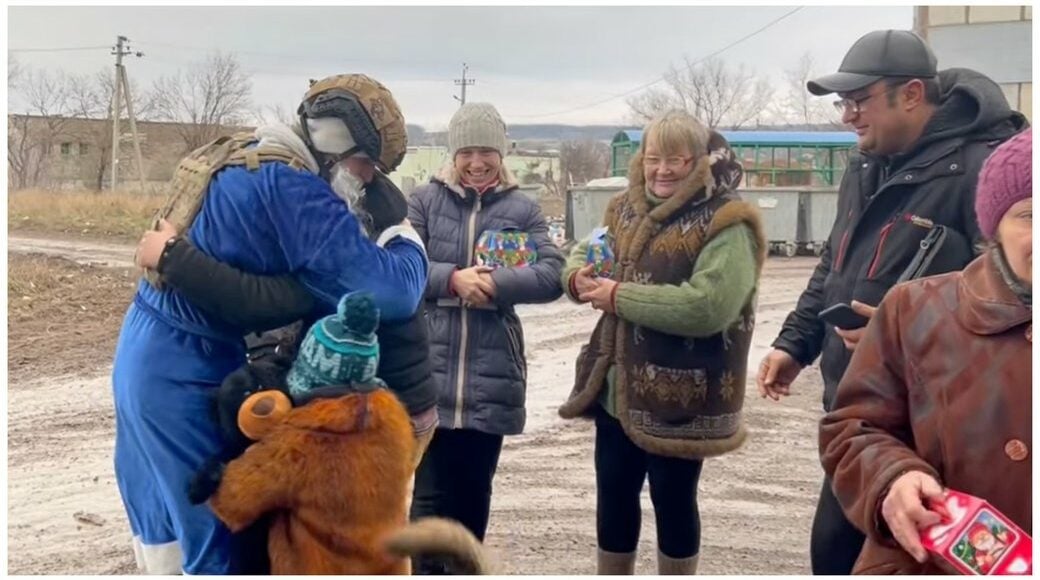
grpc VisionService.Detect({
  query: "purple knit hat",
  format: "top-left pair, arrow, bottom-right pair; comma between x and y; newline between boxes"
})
975,129 -> 1032,239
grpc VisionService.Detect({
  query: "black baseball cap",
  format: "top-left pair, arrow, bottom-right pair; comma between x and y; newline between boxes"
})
807,30 -> 938,96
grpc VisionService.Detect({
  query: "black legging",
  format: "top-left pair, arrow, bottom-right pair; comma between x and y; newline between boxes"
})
594,408 -> 704,558
410,426 -> 504,536
810,475 -> 866,574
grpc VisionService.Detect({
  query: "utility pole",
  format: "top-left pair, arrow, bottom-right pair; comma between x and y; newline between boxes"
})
110,35 -> 146,191
453,63 -> 475,106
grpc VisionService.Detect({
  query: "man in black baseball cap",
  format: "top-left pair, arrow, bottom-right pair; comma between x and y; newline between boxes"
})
806,29 -> 937,96
756,29 -> 1028,575
808,29 -> 943,157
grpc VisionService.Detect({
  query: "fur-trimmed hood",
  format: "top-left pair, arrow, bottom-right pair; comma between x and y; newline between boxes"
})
254,123 -> 321,174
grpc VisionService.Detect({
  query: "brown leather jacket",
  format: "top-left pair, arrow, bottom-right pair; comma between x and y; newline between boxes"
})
820,250 -> 1031,574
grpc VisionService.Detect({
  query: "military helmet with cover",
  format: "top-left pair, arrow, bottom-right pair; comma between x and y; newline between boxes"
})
298,74 -> 408,173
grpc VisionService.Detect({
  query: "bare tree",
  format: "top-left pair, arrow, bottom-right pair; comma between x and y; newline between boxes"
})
250,103 -> 296,127
152,51 -> 252,152
7,115 -> 44,190
626,89 -> 675,126
63,69 -> 158,189
769,53 -> 843,128
627,56 -> 774,129
8,54 -> 21,88
7,62 -> 158,190
69,69 -> 156,120
559,140 -> 610,187
7,67 -> 78,188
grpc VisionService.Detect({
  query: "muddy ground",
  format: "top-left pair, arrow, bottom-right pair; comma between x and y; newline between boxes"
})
7,234 -> 825,575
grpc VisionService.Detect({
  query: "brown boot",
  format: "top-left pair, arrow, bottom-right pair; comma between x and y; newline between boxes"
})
657,550 -> 698,575
597,548 -> 637,575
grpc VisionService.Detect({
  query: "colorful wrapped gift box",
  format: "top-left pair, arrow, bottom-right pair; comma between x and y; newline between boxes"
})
585,226 -> 615,278
920,490 -> 1031,575
475,229 -> 538,269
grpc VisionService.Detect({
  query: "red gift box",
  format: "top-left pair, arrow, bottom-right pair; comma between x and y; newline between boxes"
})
919,490 -> 1031,575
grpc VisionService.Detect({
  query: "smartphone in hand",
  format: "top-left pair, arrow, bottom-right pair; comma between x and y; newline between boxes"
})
819,303 -> 869,330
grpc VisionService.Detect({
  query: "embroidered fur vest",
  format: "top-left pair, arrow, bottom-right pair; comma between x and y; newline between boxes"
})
560,132 -> 766,459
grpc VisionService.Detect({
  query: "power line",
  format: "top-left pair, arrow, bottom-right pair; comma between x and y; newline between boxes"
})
9,45 -> 111,53
126,43 -> 469,84
137,40 -> 310,59
135,40 -> 493,72
508,6 -> 805,120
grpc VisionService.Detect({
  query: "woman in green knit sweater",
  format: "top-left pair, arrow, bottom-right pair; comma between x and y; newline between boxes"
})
558,111 -> 766,575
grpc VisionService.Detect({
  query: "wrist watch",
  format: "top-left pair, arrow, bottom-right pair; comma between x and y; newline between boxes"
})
157,235 -> 182,273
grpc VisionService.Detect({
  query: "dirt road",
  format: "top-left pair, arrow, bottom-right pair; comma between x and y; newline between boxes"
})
9,234 -> 137,269
7,235 -> 825,575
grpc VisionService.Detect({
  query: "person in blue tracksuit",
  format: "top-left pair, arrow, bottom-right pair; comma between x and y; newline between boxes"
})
112,74 -> 426,574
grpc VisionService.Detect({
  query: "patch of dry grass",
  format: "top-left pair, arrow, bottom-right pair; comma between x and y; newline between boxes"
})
8,189 -> 165,242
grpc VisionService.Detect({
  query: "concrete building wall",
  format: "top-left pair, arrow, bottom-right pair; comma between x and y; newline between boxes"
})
8,115 -> 249,190
916,5 -> 1032,121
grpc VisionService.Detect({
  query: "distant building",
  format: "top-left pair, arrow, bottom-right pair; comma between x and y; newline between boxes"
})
389,145 -> 561,195
7,114 -> 248,191
915,5 -> 1032,120
8,115 -> 562,195
392,146 -> 450,194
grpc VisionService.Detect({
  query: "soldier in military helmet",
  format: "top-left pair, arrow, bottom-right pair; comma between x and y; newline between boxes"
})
138,70 -> 442,531
117,74 -> 430,574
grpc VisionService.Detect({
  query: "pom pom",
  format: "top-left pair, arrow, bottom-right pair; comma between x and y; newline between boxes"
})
336,292 -> 379,335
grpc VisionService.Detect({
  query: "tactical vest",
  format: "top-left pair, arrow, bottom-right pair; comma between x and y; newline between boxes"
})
144,132 -> 309,288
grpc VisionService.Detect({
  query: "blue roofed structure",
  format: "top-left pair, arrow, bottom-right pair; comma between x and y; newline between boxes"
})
615,129 -> 856,146
610,129 -> 858,186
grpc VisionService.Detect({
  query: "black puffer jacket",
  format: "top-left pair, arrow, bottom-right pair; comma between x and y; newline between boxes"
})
408,168 -> 564,436
772,68 -> 1028,411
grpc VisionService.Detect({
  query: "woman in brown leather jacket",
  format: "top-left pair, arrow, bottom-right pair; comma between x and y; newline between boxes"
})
820,128 -> 1031,574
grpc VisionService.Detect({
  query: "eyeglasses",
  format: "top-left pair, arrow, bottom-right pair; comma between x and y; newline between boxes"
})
644,156 -> 693,170
833,80 -> 911,115
832,92 -> 881,115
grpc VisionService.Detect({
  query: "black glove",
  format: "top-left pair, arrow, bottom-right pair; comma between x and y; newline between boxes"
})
215,365 -> 265,454
244,321 -> 305,366
187,457 -> 226,505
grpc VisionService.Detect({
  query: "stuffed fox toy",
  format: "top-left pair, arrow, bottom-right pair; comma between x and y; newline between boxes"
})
204,292 -> 491,574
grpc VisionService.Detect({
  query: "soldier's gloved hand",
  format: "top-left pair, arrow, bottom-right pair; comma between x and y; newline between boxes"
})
187,457 -> 226,505
362,171 -> 409,234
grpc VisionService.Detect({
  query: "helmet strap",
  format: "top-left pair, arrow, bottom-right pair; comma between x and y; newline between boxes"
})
317,145 -> 363,181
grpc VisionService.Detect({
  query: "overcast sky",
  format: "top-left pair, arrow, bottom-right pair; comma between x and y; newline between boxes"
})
8,5 -> 913,129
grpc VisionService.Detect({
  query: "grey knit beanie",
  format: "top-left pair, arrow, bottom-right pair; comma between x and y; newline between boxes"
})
448,102 -> 509,156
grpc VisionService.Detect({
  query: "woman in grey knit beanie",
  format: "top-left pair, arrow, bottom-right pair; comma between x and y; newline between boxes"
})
405,103 -> 565,572
446,102 -> 512,191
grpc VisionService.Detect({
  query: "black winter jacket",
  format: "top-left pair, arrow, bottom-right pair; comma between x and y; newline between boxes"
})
408,170 -> 564,436
772,68 -> 1028,411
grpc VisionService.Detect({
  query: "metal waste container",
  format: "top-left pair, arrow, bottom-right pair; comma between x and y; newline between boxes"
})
741,188 -> 803,257
566,186 -> 625,242
802,188 -> 840,256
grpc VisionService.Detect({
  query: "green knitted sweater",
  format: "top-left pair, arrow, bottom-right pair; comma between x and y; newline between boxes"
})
562,192 -> 759,417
